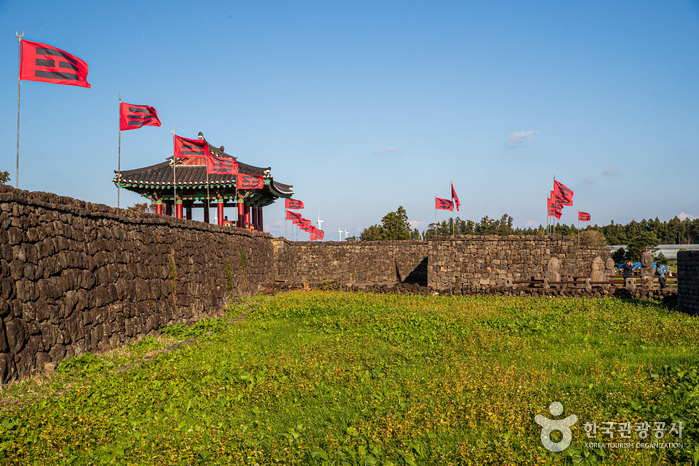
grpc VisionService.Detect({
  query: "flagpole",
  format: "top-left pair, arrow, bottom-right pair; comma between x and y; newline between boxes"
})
171,128 -> 176,214
16,31 -> 24,189
117,94 -> 121,208
206,170 -> 210,223
578,211 -> 580,246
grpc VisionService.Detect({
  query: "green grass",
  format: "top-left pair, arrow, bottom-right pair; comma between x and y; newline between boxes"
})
1,292 -> 698,465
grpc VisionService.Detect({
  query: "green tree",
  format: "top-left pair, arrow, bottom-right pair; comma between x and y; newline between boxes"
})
381,206 -> 411,240
626,232 -> 660,261
359,206 -> 413,241
0,171 -> 10,185
611,247 -> 627,264
359,224 -> 384,241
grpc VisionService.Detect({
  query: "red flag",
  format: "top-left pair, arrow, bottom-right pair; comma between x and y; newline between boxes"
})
547,197 -> 562,219
553,180 -> 574,206
451,182 -> 460,211
120,103 -> 161,131
174,135 -> 208,158
578,212 -> 591,222
285,198 -> 304,209
237,174 -> 264,190
207,155 -> 237,175
286,210 -> 302,221
20,39 -> 90,88
436,197 -> 454,211
551,190 -> 569,208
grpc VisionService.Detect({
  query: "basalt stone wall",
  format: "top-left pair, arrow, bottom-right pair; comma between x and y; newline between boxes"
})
0,185 -> 273,384
272,238 -> 428,285
678,250 -> 699,314
428,235 -> 612,290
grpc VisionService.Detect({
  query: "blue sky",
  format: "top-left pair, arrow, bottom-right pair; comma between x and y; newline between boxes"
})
1,0 -> 697,239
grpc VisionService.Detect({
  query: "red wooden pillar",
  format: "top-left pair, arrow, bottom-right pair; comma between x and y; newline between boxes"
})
217,199 -> 224,226
185,204 -> 192,220
244,205 -> 251,230
251,206 -> 258,230
258,207 -> 264,232
155,200 -> 163,215
176,200 -> 183,219
203,201 -> 210,223
238,200 -> 245,228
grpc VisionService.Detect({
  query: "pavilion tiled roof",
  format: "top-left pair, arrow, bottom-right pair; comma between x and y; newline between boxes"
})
113,134 -> 293,196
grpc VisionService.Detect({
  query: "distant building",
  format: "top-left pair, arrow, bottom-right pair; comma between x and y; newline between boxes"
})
609,244 -> 699,260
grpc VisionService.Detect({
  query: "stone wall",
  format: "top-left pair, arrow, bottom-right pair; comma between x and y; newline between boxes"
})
0,185 -> 273,384
427,235 -> 612,290
678,250 -> 699,314
272,238 -> 428,285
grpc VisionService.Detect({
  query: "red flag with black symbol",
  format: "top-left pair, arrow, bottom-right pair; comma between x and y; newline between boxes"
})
451,182 -> 460,211
436,197 -> 454,211
120,103 -> 161,131
548,197 -> 562,219
174,135 -> 208,158
578,212 -> 591,222
237,174 -> 264,190
207,155 -> 238,175
286,210 -> 302,221
285,198 -> 304,209
20,39 -> 90,88
551,190 -> 569,208
553,180 -> 574,206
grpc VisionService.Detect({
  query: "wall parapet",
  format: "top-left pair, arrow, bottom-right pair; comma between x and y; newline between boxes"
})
273,238 -> 428,285
427,235 -> 612,290
0,185 -> 273,384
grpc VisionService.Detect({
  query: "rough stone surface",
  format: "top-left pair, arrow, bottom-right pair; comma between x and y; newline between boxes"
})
678,251 -> 699,314
427,235 -> 611,290
0,185 -> 273,384
272,238 -> 428,285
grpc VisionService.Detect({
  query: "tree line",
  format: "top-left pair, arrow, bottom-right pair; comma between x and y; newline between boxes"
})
355,206 -> 698,262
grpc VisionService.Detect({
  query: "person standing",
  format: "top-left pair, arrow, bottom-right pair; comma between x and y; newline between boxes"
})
656,263 -> 667,289
622,260 -> 634,279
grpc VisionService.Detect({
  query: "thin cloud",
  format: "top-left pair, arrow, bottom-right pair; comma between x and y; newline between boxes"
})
409,220 -> 426,230
525,220 -> 539,228
372,147 -> 399,154
678,212 -> 697,221
507,130 -> 538,147
581,176 -> 595,185
602,166 -> 618,175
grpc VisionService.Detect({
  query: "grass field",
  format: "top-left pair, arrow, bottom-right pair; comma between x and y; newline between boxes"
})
1,291 -> 698,465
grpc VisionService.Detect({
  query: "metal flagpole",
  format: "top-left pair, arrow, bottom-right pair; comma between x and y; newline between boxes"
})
16,31 -> 24,189
171,128 -> 176,214
206,170 -> 210,223
450,180 -> 454,236
578,211 -> 580,246
117,93 -> 121,208
434,195 -> 437,234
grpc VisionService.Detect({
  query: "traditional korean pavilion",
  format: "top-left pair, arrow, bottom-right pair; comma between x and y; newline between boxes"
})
112,132 -> 293,231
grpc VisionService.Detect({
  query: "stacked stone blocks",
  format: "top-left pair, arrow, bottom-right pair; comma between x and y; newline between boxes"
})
0,185 -> 273,384
678,250 -> 699,314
